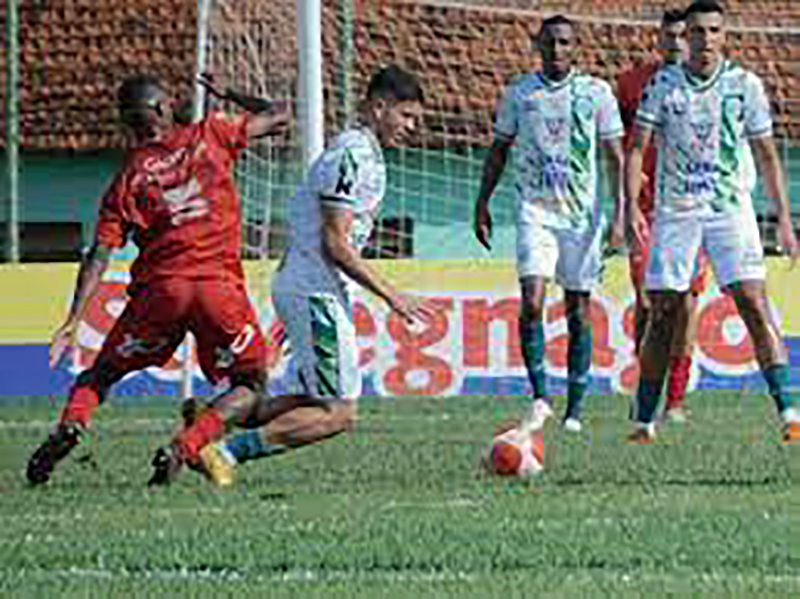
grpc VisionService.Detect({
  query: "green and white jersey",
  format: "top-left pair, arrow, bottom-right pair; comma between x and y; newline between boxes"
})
494,71 -> 623,229
636,60 -> 772,213
274,127 -> 386,300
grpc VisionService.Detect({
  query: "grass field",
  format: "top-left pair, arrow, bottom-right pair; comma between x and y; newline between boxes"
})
0,392 -> 797,598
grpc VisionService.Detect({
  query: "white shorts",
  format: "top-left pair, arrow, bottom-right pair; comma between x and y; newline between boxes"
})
646,204 -> 765,292
272,292 -> 361,401
516,204 -> 605,291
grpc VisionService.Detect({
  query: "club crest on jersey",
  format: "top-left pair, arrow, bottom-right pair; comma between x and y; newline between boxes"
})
544,118 -> 567,140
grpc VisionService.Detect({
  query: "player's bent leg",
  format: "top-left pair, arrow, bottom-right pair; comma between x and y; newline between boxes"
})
725,279 -> 798,441
202,399 -> 356,487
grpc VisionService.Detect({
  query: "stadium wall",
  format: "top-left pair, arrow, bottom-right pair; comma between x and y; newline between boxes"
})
0,259 -> 798,399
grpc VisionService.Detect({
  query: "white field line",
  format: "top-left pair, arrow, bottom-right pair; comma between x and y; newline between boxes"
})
2,566 -> 799,587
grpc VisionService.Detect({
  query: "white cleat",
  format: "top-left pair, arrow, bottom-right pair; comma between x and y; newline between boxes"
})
562,417 -> 583,433
519,398 -> 554,434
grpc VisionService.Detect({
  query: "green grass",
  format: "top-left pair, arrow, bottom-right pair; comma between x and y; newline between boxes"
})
0,393 -> 797,598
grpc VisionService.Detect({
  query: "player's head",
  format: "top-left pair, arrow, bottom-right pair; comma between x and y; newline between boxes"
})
659,9 -> 688,65
118,74 -> 174,141
685,0 -> 726,74
364,64 -> 424,147
537,15 -> 577,81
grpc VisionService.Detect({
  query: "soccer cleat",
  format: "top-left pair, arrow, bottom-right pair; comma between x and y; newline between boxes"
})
199,443 -> 237,487
562,417 -> 583,433
628,422 -> 656,444
147,444 -> 185,487
780,408 -> 800,444
26,423 -> 82,485
663,406 -> 688,424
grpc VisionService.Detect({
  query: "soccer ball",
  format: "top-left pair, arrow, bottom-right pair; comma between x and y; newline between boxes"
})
484,424 -> 544,477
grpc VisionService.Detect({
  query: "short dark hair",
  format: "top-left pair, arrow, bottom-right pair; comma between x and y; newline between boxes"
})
662,8 -> 686,25
367,65 -> 424,103
118,74 -> 164,109
539,14 -> 576,36
685,0 -> 725,17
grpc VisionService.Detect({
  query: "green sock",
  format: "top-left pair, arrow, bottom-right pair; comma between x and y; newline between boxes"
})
519,317 -> 547,398
763,363 -> 794,414
223,430 -> 286,464
565,316 -> 592,421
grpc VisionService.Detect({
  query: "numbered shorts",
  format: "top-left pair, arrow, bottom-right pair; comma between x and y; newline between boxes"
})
516,205 -> 605,292
645,205 -> 766,292
95,277 -> 267,387
272,292 -> 361,401
629,213 -> 711,296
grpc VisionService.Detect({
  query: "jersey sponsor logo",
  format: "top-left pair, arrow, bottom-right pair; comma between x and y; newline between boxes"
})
335,149 -> 359,196
544,117 -> 568,141
686,160 -> 716,196
142,148 -> 190,174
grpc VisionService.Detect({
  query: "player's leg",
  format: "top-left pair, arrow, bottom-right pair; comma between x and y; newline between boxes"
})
662,254 -> 708,422
27,282 -> 189,484
515,205 -> 557,424
707,208 -> 797,441
554,221 -> 605,432
628,220 -> 652,354
200,292 -> 361,486
630,209 -> 702,442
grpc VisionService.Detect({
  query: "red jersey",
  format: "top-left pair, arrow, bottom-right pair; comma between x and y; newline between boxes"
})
95,111 -> 250,288
617,61 -> 659,214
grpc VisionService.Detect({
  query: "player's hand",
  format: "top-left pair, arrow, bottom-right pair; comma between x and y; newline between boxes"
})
197,73 -> 226,99
388,293 -> 437,325
474,200 -> 492,251
777,215 -> 799,269
265,99 -> 292,133
626,203 -> 649,253
50,321 -> 78,369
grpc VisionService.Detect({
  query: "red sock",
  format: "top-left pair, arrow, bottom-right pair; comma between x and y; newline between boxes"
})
176,409 -> 225,461
666,355 -> 692,410
60,385 -> 100,429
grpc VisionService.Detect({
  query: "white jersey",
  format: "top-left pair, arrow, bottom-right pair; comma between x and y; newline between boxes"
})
273,127 -> 386,300
494,71 -> 623,229
636,60 -> 772,213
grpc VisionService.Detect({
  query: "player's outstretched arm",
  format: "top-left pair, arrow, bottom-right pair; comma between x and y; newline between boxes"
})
624,127 -> 653,250
602,136 -> 626,250
50,243 -> 113,368
199,74 -> 291,139
474,138 -> 512,251
321,207 -> 434,324
751,135 -> 799,262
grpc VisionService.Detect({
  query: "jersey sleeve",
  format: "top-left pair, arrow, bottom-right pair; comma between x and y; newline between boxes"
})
596,81 -> 624,140
94,170 -> 133,249
635,77 -> 664,131
314,143 -> 367,211
743,73 -> 773,139
493,81 -> 519,141
206,111 -> 249,154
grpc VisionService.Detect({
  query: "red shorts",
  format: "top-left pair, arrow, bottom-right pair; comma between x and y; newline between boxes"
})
629,217 -> 711,297
93,276 -> 267,387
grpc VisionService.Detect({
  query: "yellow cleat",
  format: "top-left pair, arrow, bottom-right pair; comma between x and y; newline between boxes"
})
199,443 -> 237,487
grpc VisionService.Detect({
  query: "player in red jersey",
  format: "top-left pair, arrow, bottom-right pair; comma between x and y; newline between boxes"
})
618,9 -> 707,422
26,74 -> 289,485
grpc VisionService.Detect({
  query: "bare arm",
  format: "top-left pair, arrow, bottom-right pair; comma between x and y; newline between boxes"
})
199,75 -> 290,139
751,135 -> 798,258
50,243 -> 113,367
625,126 -> 654,248
474,138 -> 513,250
321,207 -> 431,322
601,136 -> 626,249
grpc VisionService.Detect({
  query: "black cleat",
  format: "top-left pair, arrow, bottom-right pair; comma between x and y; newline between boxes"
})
26,424 -> 82,485
147,445 -> 185,488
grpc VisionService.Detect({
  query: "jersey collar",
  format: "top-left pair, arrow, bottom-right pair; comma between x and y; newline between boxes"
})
540,69 -> 575,90
684,58 -> 726,91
